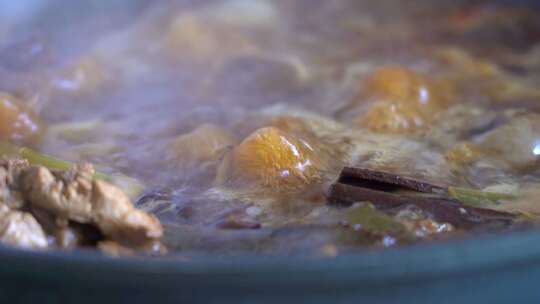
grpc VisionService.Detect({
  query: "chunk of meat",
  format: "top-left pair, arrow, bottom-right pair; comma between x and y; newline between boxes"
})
0,204 -> 48,249
0,93 -> 43,145
20,164 -> 163,245
353,66 -> 456,133
21,164 -> 95,223
0,159 -> 163,252
92,179 -> 162,244
269,116 -> 321,144
55,226 -> 80,249
30,208 -> 102,249
434,47 -> 501,78
0,159 -> 29,209
362,66 -> 453,104
220,127 -> 328,195
433,47 -> 540,103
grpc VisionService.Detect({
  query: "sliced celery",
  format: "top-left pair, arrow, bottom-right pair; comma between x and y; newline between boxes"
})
346,203 -> 406,236
448,186 -> 518,207
0,141 -> 143,198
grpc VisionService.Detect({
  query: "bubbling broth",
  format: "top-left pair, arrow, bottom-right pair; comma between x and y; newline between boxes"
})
0,0 -> 539,257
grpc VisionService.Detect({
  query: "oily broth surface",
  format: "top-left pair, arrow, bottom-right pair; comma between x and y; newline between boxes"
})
1,0 -> 540,255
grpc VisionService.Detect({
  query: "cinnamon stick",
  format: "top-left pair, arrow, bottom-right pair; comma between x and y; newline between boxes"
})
338,167 -> 447,194
329,166 -> 516,229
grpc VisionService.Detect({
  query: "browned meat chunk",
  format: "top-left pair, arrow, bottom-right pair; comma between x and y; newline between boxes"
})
92,179 -> 162,244
0,159 -> 30,209
21,164 -> 94,223
20,164 -> 163,246
0,158 -> 163,253
0,203 -> 48,249
30,208 -> 102,249
0,93 -> 43,145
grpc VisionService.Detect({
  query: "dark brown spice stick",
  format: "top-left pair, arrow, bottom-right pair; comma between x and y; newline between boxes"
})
338,167 -> 448,194
328,183 -> 514,229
